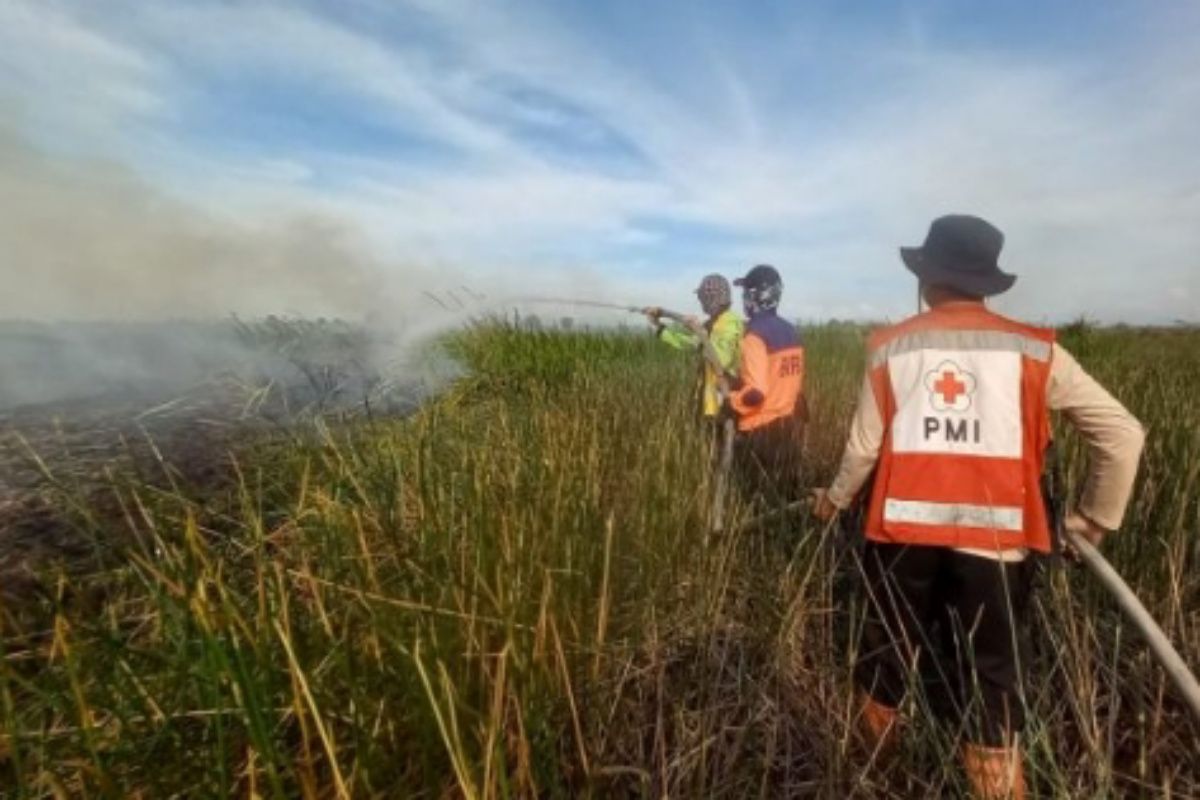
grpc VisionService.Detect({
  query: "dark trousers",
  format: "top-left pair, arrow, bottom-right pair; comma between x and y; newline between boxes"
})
731,415 -> 805,507
855,541 -> 1034,746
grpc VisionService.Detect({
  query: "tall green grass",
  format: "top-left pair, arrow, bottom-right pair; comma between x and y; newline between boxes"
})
0,320 -> 1196,797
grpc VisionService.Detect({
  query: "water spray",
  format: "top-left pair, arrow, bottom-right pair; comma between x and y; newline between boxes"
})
517,297 -> 735,377
519,297 -> 641,314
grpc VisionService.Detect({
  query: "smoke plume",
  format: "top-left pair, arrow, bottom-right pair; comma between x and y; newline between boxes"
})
0,127 -> 381,322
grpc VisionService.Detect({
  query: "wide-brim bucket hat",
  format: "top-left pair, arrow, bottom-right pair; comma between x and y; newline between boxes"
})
900,214 -> 1016,297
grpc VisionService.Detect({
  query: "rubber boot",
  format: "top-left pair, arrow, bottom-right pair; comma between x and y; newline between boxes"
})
859,692 -> 899,753
961,743 -> 1026,799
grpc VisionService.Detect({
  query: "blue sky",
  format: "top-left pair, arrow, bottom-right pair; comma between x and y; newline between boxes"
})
1,0 -> 1198,322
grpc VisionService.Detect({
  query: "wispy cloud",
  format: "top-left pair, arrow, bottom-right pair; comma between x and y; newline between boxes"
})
1,0 -> 1197,322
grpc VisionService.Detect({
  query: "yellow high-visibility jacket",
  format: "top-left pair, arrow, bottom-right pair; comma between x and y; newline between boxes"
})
657,309 -> 743,416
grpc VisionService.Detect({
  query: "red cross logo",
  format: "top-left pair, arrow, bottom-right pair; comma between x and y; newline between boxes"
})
934,370 -> 967,404
924,361 -> 977,412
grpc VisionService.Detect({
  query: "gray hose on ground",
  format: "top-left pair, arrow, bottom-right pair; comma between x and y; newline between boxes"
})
1066,530 -> 1200,723
733,496 -> 1200,723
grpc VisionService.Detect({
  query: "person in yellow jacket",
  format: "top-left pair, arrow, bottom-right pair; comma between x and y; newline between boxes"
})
812,214 -> 1145,799
645,274 -> 743,419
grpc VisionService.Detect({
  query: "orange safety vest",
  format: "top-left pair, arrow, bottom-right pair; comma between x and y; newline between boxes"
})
863,303 -> 1055,553
730,313 -> 805,432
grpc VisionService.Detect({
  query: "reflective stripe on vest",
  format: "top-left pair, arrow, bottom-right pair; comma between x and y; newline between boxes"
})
883,499 -> 1024,532
869,328 -> 1052,369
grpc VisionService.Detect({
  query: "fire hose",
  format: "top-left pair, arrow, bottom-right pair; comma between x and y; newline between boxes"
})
1064,530 -> 1200,722
520,296 -> 1200,721
736,503 -> 1200,721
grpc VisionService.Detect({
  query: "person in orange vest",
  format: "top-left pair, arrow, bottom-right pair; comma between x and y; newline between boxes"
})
728,264 -> 807,505
812,215 -> 1145,799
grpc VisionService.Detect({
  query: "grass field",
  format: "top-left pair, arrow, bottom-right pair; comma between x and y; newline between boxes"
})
1,320 -> 1197,797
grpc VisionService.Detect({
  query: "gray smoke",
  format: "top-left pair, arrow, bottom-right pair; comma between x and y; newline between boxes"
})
0,129 -> 650,411
0,129 -> 465,410
0,127 -> 379,322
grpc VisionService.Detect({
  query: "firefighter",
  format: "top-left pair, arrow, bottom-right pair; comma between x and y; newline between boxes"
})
812,214 -> 1145,799
645,274 -> 743,420
727,264 -> 807,505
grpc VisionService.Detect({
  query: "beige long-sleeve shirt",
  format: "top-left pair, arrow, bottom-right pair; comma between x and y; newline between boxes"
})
827,341 -> 1145,561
